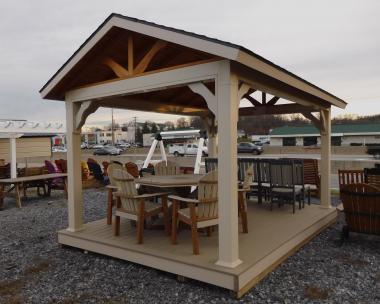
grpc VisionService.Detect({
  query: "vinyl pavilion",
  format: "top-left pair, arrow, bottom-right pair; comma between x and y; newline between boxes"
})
40,14 -> 347,297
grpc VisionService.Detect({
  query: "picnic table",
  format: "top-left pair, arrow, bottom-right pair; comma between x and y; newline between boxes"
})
0,173 -> 67,209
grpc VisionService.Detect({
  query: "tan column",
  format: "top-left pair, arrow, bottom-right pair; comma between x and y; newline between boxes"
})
215,61 -> 241,268
320,108 -> 331,208
66,100 -> 84,232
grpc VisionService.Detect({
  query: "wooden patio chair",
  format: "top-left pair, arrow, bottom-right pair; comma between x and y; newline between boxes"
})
54,159 -> 67,173
21,166 -> 48,197
303,159 -> 320,197
106,162 -> 124,225
340,183 -> 380,242
238,166 -> 253,233
205,158 -> 218,173
113,168 -> 170,244
238,158 -> 261,203
44,160 -> 66,196
170,170 -> 218,255
154,160 -> 180,176
338,169 -> 364,194
269,160 -> 303,213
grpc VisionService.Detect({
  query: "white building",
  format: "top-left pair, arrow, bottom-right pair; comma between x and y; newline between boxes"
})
270,123 -> 380,146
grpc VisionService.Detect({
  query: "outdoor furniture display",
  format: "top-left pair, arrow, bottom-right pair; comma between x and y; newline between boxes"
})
87,160 -> 108,185
112,168 -> 170,244
338,169 -> 365,193
302,159 -> 320,198
154,160 -> 180,176
102,161 -> 110,176
0,173 -> 67,208
340,183 -> 380,241
81,161 -> 91,180
106,162 -> 124,225
125,162 -> 140,178
170,171 -> 218,255
19,166 -> 49,197
205,158 -> 218,173
269,160 -> 304,213
364,167 -> 380,188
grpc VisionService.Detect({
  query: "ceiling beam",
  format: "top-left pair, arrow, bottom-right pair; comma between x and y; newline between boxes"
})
239,103 -> 319,116
301,112 -> 321,130
245,95 -> 262,107
128,36 -> 134,74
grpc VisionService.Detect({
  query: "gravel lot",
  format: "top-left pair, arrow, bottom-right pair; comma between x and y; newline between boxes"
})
0,190 -> 379,304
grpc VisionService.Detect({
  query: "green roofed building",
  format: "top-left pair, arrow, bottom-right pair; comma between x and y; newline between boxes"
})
269,123 -> 380,147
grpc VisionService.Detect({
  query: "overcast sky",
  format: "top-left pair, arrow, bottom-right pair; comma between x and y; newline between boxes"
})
1,0 -> 379,127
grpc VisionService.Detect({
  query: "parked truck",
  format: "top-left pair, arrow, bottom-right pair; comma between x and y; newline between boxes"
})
168,143 -> 208,157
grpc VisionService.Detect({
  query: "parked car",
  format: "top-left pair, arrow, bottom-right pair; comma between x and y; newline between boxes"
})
93,146 -> 121,155
168,143 -> 208,157
81,143 -> 88,149
92,144 -> 105,149
237,142 -> 263,155
116,143 -> 130,151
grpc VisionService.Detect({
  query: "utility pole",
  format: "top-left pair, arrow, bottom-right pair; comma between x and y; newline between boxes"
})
133,116 -> 137,144
111,108 -> 115,145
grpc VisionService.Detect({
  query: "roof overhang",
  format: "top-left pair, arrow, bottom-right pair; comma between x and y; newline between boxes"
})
40,13 -> 347,110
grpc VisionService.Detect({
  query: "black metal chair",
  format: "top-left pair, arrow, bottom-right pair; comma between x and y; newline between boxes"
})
205,158 -> 218,173
269,159 -> 303,213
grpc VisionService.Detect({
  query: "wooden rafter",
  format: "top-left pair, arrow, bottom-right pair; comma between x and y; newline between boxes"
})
239,103 -> 319,116
262,92 -> 266,104
245,95 -> 262,107
301,112 -> 321,130
102,57 -> 129,77
267,96 -> 280,106
134,40 -> 168,74
128,36 -> 133,74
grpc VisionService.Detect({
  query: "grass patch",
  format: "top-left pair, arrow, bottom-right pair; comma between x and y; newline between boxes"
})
305,285 -> 330,300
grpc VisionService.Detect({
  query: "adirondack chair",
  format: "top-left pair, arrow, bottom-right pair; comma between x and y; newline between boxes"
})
125,162 -> 140,178
44,160 -> 66,196
21,166 -> 48,197
112,168 -> 170,244
340,183 -> 380,241
102,161 -> 110,176
154,160 -> 180,176
106,162 -> 124,225
338,170 -> 364,194
170,171 -> 218,255
303,159 -> 320,197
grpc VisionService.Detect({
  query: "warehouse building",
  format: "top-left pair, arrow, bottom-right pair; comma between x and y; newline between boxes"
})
270,123 -> 380,146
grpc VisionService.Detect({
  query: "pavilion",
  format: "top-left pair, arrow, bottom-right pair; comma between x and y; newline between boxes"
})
40,14 -> 347,297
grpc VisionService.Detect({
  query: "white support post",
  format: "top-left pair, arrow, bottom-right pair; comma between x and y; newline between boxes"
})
159,140 -> 167,163
66,100 -> 84,232
215,61 -> 242,268
10,137 -> 17,178
320,108 -> 331,208
143,139 -> 158,168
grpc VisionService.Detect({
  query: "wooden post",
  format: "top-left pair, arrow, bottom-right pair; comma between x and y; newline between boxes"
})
66,100 -> 84,232
320,108 -> 331,208
215,61 -> 242,268
9,137 -> 17,178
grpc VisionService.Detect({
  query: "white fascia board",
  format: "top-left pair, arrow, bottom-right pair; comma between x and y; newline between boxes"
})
66,60 -> 222,102
270,133 -> 345,138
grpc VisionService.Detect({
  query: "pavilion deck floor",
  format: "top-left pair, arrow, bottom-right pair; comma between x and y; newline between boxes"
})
58,201 -> 337,297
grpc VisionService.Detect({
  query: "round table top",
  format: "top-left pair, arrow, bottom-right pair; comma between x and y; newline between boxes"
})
136,174 -> 204,187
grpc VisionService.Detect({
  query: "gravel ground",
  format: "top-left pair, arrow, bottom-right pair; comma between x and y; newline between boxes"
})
1,190 -> 379,304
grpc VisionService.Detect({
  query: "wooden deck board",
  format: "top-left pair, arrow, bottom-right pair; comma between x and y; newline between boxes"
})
58,201 -> 337,295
